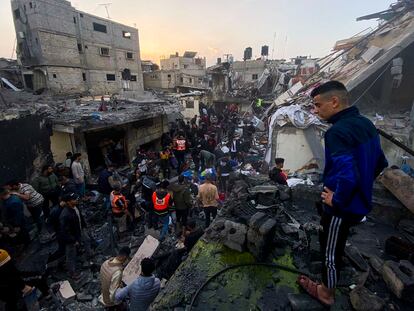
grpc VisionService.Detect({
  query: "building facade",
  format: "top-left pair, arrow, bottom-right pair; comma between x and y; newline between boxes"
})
143,51 -> 208,92
11,0 -> 144,96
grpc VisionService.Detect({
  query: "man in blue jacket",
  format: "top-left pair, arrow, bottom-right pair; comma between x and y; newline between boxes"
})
298,81 -> 388,306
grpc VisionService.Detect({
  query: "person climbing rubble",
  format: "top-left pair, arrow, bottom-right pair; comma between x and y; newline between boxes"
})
269,157 -> 288,186
99,247 -> 131,310
297,81 -> 388,306
115,258 -> 160,311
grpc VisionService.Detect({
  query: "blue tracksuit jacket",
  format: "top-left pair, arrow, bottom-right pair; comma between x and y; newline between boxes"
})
323,106 -> 388,220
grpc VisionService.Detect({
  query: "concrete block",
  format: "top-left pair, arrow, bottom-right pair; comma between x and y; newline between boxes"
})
349,286 -> 385,311
259,218 -> 277,236
345,245 -> 369,271
122,235 -> 160,285
248,212 -> 267,230
379,168 -> 414,212
382,260 -> 414,301
223,220 -> 247,252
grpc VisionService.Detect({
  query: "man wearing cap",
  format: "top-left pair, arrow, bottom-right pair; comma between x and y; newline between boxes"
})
59,193 -> 91,279
99,247 -> 131,310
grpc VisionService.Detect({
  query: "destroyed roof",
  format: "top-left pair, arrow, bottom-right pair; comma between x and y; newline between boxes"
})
0,90 -> 182,131
265,6 -> 414,116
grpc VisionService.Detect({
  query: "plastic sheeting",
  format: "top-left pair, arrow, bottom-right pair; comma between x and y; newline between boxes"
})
272,104 -> 324,129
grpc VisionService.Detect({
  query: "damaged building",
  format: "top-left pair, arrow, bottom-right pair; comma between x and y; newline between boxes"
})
143,51 -> 208,93
265,2 -> 414,173
11,0 -> 144,96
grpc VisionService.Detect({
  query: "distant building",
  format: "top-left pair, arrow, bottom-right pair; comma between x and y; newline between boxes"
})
143,51 -> 208,92
141,60 -> 159,73
11,0 -> 144,96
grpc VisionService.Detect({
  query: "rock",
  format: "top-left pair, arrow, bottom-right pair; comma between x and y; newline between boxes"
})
349,286 -> 385,311
76,293 -> 93,302
287,293 -> 325,311
248,212 -> 267,230
369,255 -> 384,275
247,216 -> 277,260
222,220 -> 248,252
345,245 -> 369,271
379,168 -> 414,211
382,260 -> 414,301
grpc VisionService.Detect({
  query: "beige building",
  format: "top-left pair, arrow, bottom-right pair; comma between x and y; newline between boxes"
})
143,51 -> 208,92
11,0 -> 144,96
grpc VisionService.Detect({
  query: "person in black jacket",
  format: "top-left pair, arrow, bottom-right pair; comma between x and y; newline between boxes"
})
59,193 -> 91,279
47,201 -> 66,263
269,158 -> 288,186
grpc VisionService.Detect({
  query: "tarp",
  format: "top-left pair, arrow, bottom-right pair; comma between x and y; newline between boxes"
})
271,104 -> 324,129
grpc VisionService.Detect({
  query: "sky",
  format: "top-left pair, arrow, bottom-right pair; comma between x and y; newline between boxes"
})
0,0 -> 393,65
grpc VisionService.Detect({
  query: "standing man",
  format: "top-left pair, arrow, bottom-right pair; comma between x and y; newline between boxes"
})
217,153 -> 233,194
197,174 -> 219,228
33,165 -> 60,218
269,158 -> 288,186
152,180 -> 173,241
5,180 -> 44,233
99,247 -> 131,310
297,81 -> 387,306
71,153 -> 86,197
59,193 -> 91,280
159,148 -> 171,180
173,132 -> 187,173
0,188 -> 30,245
169,175 -> 192,235
115,258 -> 160,311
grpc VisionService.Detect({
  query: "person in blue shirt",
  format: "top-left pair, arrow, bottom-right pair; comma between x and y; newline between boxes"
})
0,188 -> 30,245
297,81 -> 388,306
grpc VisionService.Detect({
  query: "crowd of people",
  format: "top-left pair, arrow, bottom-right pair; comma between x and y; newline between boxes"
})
1,81 -> 386,309
0,102 -> 265,311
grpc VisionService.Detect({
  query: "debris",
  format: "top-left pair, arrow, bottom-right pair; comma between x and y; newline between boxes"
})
287,293 -> 325,311
55,280 -> 76,304
222,220 -> 248,252
385,236 -> 414,261
382,260 -> 414,301
345,245 -> 370,271
379,168 -> 414,212
350,286 -> 386,311
122,235 -> 160,286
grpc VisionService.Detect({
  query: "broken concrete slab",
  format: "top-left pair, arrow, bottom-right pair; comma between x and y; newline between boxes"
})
379,168 -> 414,212
385,236 -> 414,261
349,286 -> 385,311
54,280 -> 76,305
369,255 -> 385,275
382,260 -> 414,301
122,235 -> 160,286
345,245 -> 369,271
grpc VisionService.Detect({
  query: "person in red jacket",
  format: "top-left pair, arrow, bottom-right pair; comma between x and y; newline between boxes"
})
152,180 -> 173,241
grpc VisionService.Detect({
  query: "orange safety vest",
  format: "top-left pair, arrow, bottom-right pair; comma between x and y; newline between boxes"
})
175,139 -> 186,151
152,192 -> 171,213
111,193 -> 128,214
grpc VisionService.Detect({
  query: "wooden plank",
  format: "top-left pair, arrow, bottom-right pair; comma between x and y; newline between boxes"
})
122,235 -> 160,286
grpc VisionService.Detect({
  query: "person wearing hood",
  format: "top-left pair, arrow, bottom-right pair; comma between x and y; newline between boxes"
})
152,180 -> 173,241
99,247 -> 131,310
169,175 -> 192,235
115,258 -> 160,311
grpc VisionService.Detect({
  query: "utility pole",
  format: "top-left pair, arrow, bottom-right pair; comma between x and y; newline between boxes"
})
98,3 -> 112,19
271,32 -> 276,60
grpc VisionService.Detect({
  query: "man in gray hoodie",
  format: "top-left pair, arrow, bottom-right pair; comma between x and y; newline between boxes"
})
115,258 -> 160,310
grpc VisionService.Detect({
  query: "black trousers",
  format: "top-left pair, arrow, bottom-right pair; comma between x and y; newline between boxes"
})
176,209 -> 189,227
204,206 -> 217,228
319,212 -> 358,289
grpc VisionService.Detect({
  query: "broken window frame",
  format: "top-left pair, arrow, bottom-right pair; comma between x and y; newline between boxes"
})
100,47 -> 110,57
122,31 -> 132,39
130,75 -> 137,82
126,52 -> 134,60
106,74 -> 116,81
252,74 -> 258,80
93,22 -> 107,33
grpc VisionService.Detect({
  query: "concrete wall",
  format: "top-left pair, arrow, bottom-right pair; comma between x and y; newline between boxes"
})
125,116 -> 168,160
46,66 -> 86,94
0,114 -> 52,184
180,97 -> 200,120
50,130 -> 74,163
143,71 -> 176,90
12,0 -> 144,95
232,60 -> 266,82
